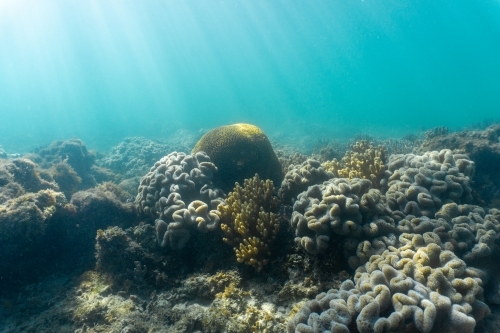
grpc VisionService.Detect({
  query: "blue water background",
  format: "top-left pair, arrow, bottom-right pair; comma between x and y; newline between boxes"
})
1,0 -> 499,152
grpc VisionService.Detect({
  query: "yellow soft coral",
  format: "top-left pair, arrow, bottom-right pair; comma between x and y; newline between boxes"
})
322,140 -> 387,189
219,174 -> 280,271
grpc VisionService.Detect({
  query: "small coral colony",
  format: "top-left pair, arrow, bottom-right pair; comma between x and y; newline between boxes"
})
2,123 -> 500,332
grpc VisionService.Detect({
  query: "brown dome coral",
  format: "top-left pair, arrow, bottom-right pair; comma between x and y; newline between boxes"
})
192,123 -> 282,193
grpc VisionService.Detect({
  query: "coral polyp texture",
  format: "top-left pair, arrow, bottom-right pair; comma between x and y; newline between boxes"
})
322,140 -> 388,190
192,123 -> 283,193
135,151 -> 224,250
218,174 -> 280,271
288,233 -> 490,333
434,203 -> 500,266
385,149 -> 474,217
285,146 -> 500,332
279,159 -> 335,204
291,177 -> 396,255
418,124 -> 500,207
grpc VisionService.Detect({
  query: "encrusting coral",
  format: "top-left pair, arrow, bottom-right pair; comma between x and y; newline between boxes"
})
322,140 -> 387,190
192,123 -> 283,193
219,174 -> 280,271
135,151 -> 224,250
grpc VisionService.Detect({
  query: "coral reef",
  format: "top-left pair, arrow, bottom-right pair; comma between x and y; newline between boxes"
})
277,151 -> 309,177
69,184 -> 137,256
0,189 -> 70,286
219,174 -> 281,271
349,203 -> 500,277
98,137 -> 173,178
424,126 -> 450,140
192,123 -> 283,193
418,124 -> 500,207
25,138 -> 101,190
288,233 -> 490,333
322,140 -> 388,190
312,140 -> 348,162
286,147 -> 499,333
98,131 -> 198,180
385,149 -> 474,217
0,158 -> 58,196
49,160 -> 82,198
4,125 -> 500,333
279,159 -> 334,205
135,151 -> 224,250
2,181 -> 139,288
291,177 -> 395,255
380,137 -> 422,156
433,203 -> 500,266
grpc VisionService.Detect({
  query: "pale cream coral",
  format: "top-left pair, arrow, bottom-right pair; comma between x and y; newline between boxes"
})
288,232 -> 489,333
291,178 -> 397,255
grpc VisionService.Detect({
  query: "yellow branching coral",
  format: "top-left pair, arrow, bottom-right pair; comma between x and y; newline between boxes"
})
219,174 -> 280,272
322,140 -> 387,189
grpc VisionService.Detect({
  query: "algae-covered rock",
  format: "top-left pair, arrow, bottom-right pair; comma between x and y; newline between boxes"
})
25,138 -> 99,190
0,189 -> 69,287
192,123 -> 282,192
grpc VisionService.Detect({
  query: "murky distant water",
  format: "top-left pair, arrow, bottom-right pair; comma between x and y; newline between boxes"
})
1,0 -> 499,152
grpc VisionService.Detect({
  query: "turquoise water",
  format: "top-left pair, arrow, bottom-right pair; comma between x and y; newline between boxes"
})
1,0 -> 499,152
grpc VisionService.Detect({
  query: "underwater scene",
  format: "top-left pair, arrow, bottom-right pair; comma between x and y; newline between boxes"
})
1,1 -> 500,332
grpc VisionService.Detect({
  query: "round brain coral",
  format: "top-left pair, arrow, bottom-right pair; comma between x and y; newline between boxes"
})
192,123 -> 282,192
